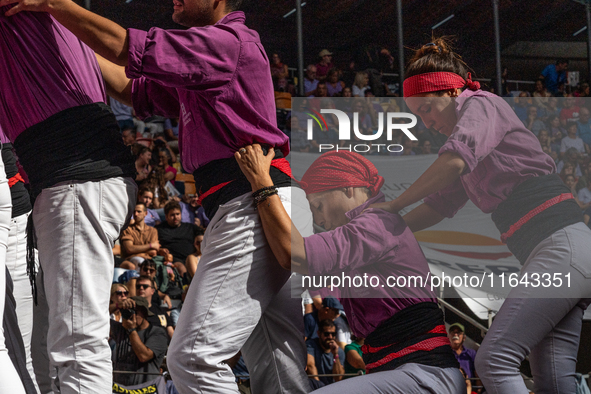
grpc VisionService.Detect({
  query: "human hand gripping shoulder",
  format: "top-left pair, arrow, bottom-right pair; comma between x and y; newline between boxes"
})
235,144 -> 310,274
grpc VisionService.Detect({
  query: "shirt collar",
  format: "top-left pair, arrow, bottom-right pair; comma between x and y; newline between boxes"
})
345,191 -> 386,221
215,11 -> 245,25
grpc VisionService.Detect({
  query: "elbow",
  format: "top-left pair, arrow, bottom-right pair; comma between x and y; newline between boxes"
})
278,256 -> 292,271
137,352 -> 153,363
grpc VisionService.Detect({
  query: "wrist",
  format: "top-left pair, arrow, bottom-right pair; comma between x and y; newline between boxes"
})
250,176 -> 274,192
127,327 -> 137,335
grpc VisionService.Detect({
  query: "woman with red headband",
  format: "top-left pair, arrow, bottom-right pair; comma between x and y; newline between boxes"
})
234,146 -> 465,393
371,38 -> 591,394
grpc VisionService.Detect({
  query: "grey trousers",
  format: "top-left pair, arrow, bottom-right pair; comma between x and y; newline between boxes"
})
312,364 -> 465,394
33,177 -> 136,394
168,187 -> 314,394
475,222 -> 591,394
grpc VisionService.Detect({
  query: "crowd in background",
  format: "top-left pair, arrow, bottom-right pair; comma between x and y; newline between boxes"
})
103,52 -> 591,393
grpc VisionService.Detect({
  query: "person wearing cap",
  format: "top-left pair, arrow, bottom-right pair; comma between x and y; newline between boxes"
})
316,49 -> 335,81
448,323 -> 477,379
304,297 -> 344,340
369,38 -> 591,394
235,146 -> 464,393
112,296 -> 168,386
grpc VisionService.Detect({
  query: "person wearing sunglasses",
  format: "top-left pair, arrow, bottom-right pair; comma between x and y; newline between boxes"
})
109,284 -> 133,323
306,320 -> 345,386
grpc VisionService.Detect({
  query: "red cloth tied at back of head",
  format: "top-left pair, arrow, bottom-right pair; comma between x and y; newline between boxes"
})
403,72 -> 480,98
301,151 -> 384,196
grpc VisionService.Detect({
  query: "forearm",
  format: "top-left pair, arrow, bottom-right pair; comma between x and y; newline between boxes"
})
123,243 -> 154,255
332,357 -> 344,382
402,203 -> 445,232
388,152 -> 465,212
47,0 -> 129,65
129,331 -> 154,363
249,177 -> 309,274
96,54 -> 133,106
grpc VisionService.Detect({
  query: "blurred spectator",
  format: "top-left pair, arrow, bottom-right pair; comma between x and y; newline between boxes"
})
391,137 -> 415,156
326,68 -> 345,97
513,92 -> 530,123
560,96 -> 580,126
348,99 -> 373,136
136,276 -> 174,339
143,115 -> 166,137
112,296 -> 168,386
532,78 -> 552,109
547,114 -> 566,145
540,59 -> 568,95
577,107 -> 591,146
490,66 -> 510,96
352,72 -> 370,97
558,148 -> 583,177
135,145 -> 152,182
121,203 -> 160,269
564,174 -> 590,210
577,174 -> 591,206
315,82 -> 329,98
316,49 -> 334,81
460,367 -> 477,394
561,122 -> 587,156
121,127 -> 137,146
448,323 -> 477,379
157,147 -> 177,185
343,336 -> 365,378
306,320 -> 345,385
156,201 -> 201,264
304,297 -> 342,341
420,139 -> 433,154
524,106 -> 545,136
538,130 -> 552,152
290,115 -> 311,152
109,284 -> 132,323
138,187 -> 161,227
542,96 -> 561,121
420,127 -> 448,153
142,168 -> 169,209
304,65 -> 319,97
270,53 -> 289,89
163,118 -> 179,152
185,228 -> 205,280
110,97 -> 144,132
342,87 -> 353,98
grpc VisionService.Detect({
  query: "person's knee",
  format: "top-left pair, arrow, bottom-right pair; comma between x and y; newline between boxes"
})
119,260 -> 135,270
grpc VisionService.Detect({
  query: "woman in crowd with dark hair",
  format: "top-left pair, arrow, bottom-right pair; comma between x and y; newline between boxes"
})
134,145 -> 152,182
371,37 -> 591,394
235,146 -> 464,393
326,68 -> 345,97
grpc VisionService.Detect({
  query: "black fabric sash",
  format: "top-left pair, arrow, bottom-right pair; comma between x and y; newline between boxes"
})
193,148 -> 292,219
363,302 -> 459,373
13,103 -> 136,198
1,143 -> 31,218
492,174 -> 583,264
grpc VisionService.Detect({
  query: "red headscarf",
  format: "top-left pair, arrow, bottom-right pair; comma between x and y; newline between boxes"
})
403,72 -> 480,98
301,151 -> 384,196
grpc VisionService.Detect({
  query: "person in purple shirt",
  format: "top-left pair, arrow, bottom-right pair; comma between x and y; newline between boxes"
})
2,0 -> 314,392
0,6 -> 136,394
235,147 -> 464,394
371,38 -> 591,394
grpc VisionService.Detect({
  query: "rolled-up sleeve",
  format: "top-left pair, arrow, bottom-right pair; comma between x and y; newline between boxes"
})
131,77 -> 180,119
304,210 -> 399,275
126,26 -> 239,89
440,97 -> 509,174
424,177 -> 469,218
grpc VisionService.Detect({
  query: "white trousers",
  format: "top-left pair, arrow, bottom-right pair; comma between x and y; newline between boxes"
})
0,156 -> 26,393
6,210 -> 40,393
168,187 -> 314,394
33,177 -> 136,394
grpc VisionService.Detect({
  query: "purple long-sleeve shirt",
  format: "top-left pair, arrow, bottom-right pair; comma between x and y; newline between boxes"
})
127,12 -> 289,173
0,8 -> 106,141
424,90 -> 556,217
304,192 -> 437,338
